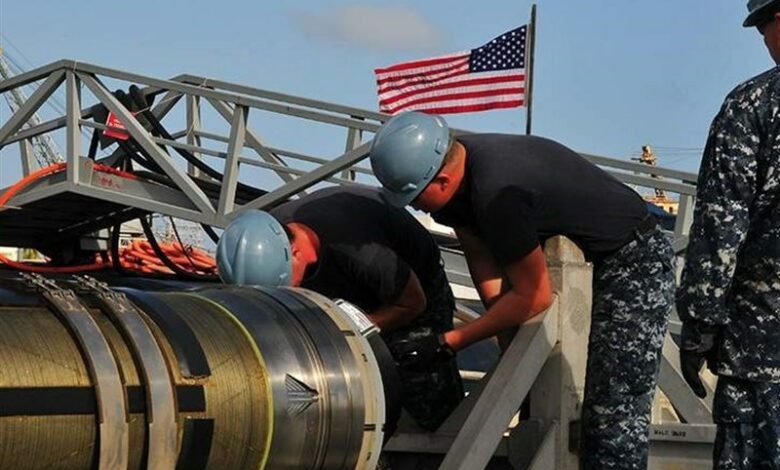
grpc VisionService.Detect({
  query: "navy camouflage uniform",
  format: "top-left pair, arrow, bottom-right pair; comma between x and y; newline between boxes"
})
677,66 -> 780,469
582,225 -> 675,470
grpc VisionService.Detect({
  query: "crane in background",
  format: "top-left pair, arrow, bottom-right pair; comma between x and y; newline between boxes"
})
632,145 -> 679,215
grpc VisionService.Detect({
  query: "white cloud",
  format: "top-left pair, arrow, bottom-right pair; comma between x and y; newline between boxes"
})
289,4 -> 443,52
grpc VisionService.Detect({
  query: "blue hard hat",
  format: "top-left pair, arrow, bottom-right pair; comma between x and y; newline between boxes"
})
216,210 -> 292,287
744,0 -> 780,26
369,111 -> 451,207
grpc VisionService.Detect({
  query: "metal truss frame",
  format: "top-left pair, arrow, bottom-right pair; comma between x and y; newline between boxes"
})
1,60 -> 697,230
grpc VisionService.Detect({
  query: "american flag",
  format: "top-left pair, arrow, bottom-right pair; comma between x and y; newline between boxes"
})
375,26 -> 527,115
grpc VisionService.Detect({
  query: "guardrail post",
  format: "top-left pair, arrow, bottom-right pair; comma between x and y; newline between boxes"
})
674,194 -> 694,240
511,236 -> 592,470
186,95 -> 202,178
65,71 -> 81,185
341,117 -> 364,181
673,194 -> 695,279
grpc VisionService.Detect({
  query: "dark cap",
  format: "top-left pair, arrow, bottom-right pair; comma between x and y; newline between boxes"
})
744,0 -> 780,27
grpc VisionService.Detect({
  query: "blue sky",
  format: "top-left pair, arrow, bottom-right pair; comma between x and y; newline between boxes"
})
0,0 -> 774,188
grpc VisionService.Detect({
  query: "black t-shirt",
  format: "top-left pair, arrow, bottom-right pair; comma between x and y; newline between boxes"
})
271,186 -> 446,313
432,134 -> 647,263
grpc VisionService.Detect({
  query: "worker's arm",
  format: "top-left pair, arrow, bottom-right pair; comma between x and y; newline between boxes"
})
367,270 -> 427,330
444,244 -> 553,351
676,84 -> 767,397
676,87 -> 763,326
344,244 -> 427,331
455,226 -> 507,309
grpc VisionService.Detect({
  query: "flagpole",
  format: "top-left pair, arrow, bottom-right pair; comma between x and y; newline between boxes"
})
524,3 -> 537,135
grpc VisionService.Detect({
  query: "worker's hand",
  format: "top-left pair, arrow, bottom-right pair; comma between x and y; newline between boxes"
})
389,334 -> 455,372
679,320 -> 720,399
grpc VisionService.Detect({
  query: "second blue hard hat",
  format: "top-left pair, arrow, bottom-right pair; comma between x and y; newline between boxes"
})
369,111 -> 451,208
216,210 -> 292,287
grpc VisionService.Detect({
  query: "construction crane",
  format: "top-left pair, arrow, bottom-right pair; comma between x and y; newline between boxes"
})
0,48 -> 64,168
632,145 -> 666,199
632,144 -> 679,214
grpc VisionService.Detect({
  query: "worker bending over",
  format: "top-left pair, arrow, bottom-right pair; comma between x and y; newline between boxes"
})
369,112 -> 675,470
217,186 -> 463,431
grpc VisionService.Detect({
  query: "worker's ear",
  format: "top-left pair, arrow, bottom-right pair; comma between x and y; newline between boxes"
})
284,231 -> 299,258
774,13 -> 780,39
430,172 -> 451,191
289,241 -> 301,259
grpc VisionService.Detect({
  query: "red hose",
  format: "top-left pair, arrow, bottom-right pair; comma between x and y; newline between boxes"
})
0,162 -> 66,208
116,240 -> 216,276
0,163 -> 150,274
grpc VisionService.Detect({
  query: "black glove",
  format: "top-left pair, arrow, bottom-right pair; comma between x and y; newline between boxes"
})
389,334 -> 455,372
679,320 -> 720,399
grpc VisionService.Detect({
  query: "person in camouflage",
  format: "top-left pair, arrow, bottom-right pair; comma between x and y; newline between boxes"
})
583,229 -> 674,469
676,1 -> 780,468
368,112 -> 676,469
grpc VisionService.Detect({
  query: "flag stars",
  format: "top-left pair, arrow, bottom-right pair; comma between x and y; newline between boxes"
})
469,25 -> 527,72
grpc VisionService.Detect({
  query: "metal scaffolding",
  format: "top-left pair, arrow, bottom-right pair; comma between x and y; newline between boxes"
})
0,59 -> 707,469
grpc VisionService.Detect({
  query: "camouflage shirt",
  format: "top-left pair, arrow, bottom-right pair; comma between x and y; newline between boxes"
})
677,65 -> 780,382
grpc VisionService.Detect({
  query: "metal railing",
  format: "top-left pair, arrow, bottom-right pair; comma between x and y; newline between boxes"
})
1,59 -> 698,238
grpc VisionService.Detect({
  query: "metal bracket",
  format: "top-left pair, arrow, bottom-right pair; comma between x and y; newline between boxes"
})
334,298 -> 380,338
22,272 -> 83,309
75,274 -> 126,305
20,272 -> 130,470
75,275 -> 179,470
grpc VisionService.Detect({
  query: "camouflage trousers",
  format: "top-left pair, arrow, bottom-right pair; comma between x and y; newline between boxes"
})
382,270 -> 464,431
581,226 -> 675,470
713,376 -> 780,470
